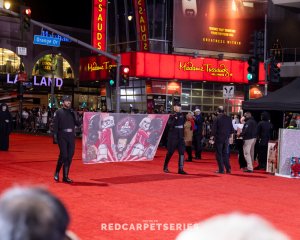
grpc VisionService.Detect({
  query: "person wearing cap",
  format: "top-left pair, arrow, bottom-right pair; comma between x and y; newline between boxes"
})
193,108 -> 204,159
53,95 -> 80,183
211,106 -> 234,174
163,101 -> 187,174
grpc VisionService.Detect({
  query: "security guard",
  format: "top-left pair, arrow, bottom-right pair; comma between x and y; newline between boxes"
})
163,102 -> 187,174
53,95 -> 80,183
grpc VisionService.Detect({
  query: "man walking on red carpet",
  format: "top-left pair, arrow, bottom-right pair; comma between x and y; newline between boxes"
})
163,101 -> 187,174
53,95 -> 80,183
211,106 -> 234,174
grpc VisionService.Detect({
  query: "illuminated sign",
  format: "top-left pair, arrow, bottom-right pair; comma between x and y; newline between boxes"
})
92,0 -> 107,51
87,61 -> 117,72
6,74 -> 63,88
41,30 -> 71,42
134,0 -> 150,51
249,86 -> 263,99
178,61 -> 233,77
173,0 -> 267,54
80,52 -> 265,84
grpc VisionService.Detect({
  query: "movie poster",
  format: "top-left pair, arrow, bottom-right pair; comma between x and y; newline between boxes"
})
82,113 -> 169,163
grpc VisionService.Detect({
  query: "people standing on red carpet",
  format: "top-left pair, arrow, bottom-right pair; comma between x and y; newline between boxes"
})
163,101 -> 187,174
0,103 -> 12,151
184,111 -> 195,162
234,116 -> 247,170
53,96 -> 80,183
211,106 -> 234,174
239,111 -> 257,173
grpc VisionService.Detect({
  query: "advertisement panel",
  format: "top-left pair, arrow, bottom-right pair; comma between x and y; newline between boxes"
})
82,113 -> 169,163
92,0 -> 107,51
173,0 -> 267,54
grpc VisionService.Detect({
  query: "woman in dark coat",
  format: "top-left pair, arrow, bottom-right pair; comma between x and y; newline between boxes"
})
0,103 -> 12,151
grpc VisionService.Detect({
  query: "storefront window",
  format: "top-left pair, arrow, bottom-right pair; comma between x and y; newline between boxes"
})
115,79 -> 146,113
0,48 -> 21,74
192,89 -> 202,97
32,54 -> 74,79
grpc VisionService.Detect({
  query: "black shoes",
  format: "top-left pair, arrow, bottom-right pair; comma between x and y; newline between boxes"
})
226,170 -> 231,174
163,168 -> 170,173
63,177 -> 73,183
178,169 -> 187,174
54,173 -> 59,182
244,169 -> 253,173
215,170 -> 224,174
185,159 -> 192,162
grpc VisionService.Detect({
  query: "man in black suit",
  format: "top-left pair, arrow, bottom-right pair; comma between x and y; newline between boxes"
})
163,102 -> 187,174
211,106 -> 234,174
53,95 -> 80,183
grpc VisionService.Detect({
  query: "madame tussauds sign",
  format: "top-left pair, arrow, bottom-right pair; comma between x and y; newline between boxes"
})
6,74 -> 63,88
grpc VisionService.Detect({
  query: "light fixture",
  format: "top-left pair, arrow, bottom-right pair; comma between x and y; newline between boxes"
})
128,15 -> 133,21
232,0 -> 237,11
4,1 -> 11,10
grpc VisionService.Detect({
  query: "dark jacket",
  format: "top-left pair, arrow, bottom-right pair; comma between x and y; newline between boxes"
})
241,117 -> 257,140
53,108 -> 80,136
167,112 -> 185,140
211,113 -> 234,144
193,114 -> 203,136
257,120 -> 272,145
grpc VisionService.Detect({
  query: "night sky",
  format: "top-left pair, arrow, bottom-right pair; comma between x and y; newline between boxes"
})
22,0 -> 92,29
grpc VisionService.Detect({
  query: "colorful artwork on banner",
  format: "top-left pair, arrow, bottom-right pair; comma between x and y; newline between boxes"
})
290,157 -> 300,178
82,113 -> 169,163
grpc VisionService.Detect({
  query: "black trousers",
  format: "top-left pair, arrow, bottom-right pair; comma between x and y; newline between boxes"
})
57,133 -> 75,167
215,139 -> 231,172
235,139 -> 247,169
258,144 -> 268,168
193,134 -> 202,158
167,136 -> 185,156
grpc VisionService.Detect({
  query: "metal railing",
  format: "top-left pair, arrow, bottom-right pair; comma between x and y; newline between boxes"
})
270,48 -> 300,62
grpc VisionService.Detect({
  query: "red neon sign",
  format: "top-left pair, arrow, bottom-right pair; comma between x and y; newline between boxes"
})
134,0 -> 150,51
91,0 -> 107,51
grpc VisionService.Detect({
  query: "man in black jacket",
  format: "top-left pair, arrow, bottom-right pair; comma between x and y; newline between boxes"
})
240,111 -> 257,172
53,95 -> 80,183
163,102 -> 187,174
255,111 -> 272,170
211,106 -> 234,174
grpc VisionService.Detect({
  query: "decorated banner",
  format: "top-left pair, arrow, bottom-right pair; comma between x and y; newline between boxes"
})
82,113 -> 169,163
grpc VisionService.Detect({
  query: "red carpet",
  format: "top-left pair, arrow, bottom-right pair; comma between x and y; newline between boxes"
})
0,133 -> 299,240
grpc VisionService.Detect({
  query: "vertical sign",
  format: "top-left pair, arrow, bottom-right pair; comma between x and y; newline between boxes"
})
92,0 -> 107,51
134,0 -> 150,51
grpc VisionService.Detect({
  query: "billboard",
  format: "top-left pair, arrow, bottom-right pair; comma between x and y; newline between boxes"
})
82,113 -> 169,163
173,0 -> 267,54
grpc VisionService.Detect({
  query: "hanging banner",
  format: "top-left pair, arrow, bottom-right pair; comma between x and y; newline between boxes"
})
91,0 -> 107,51
82,113 -> 169,163
134,0 -> 150,51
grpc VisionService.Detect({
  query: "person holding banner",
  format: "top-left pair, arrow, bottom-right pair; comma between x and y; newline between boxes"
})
163,102 -> 187,174
53,95 -> 80,183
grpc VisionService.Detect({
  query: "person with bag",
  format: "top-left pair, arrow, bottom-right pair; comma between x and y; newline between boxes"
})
53,95 -> 80,183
